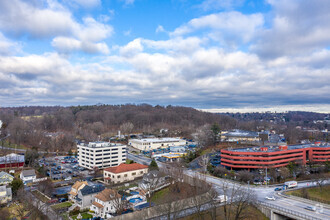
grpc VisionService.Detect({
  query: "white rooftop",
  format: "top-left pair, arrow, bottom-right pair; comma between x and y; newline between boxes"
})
130,137 -> 183,143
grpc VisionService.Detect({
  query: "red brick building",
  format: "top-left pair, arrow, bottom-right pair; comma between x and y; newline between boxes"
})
221,142 -> 330,170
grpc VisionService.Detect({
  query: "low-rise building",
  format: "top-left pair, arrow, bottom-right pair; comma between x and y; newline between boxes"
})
220,129 -> 260,143
139,170 -> 170,191
129,138 -> 186,151
221,142 -> 330,170
72,185 -> 105,209
77,141 -> 127,170
68,181 -> 88,201
104,163 -> 148,184
0,185 -> 12,204
0,153 -> 25,169
20,169 -> 36,184
91,188 -> 121,218
0,171 -> 14,185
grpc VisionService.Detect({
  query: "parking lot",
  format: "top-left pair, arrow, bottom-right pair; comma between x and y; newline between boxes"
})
39,156 -> 91,182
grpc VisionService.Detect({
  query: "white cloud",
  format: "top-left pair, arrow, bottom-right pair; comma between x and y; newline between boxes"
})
171,11 -> 264,45
0,32 -> 21,55
156,25 -> 166,33
251,0 -> 330,58
119,38 -> 144,57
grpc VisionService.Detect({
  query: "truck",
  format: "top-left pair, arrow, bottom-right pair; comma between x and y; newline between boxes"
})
284,181 -> 298,189
214,195 -> 228,203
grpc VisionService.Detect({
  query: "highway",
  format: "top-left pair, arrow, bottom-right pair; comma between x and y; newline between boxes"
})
128,152 -> 330,220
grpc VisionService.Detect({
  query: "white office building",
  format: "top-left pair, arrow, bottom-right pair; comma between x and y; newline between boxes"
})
77,142 -> 126,170
129,137 -> 186,151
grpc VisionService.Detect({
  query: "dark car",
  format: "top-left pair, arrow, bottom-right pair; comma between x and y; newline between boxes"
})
58,198 -> 68,203
274,187 -> 282,191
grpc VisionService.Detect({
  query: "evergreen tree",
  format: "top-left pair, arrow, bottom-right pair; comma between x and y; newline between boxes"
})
149,159 -> 159,171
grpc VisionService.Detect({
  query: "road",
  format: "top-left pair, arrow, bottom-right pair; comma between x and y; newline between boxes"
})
128,152 -> 330,220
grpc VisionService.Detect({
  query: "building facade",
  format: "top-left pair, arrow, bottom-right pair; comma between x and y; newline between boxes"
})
91,188 -> 121,218
104,163 -> 148,184
20,169 -> 36,184
77,142 -> 126,170
220,129 -> 261,143
73,185 -> 105,209
0,153 -> 25,169
129,138 -> 186,151
221,142 -> 330,170
0,185 -> 12,204
0,172 -> 14,185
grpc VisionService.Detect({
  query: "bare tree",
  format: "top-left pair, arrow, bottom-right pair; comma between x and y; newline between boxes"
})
313,173 -> 327,192
196,124 -> 213,147
198,154 -> 210,173
120,122 -> 134,141
206,188 -> 219,220
221,182 -> 257,220
37,179 -> 54,197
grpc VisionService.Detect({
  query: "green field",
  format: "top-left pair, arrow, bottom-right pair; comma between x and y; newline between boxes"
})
150,187 -> 170,204
287,185 -> 330,204
51,201 -> 72,210
71,212 -> 93,220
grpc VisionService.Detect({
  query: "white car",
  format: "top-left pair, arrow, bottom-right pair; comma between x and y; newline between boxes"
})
265,196 -> 276,201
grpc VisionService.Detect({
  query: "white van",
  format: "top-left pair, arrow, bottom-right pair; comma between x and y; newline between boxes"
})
214,195 -> 228,203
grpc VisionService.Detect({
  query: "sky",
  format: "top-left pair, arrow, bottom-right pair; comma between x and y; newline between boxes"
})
0,0 -> 329,113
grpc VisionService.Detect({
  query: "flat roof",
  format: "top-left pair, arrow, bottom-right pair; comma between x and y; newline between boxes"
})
130,137 -> 184,143
78,141 -> 125,148
224,142 -> 330,153
222,129 -> 259,138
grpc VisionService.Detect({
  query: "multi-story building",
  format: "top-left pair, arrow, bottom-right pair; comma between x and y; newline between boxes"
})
221,142 -> 330,170
77,142 -> 126,170
220,129 -> 261,143
129,138 -> 186,151
0,153 -> 25,169
91,188 -> 121,218
103,163 -> 148,184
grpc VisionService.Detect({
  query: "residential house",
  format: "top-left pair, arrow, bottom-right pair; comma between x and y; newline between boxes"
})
103,163 -> 148,184
91,188 -> 121,218
139,170 -> 170,191
20,169 -> 36,184
0,171 -> 14,185
0,185 -> 12,204
73,185 -> 105,209
68,181 -> 88,201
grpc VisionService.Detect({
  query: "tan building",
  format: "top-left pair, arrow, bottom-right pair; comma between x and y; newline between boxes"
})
68,181 -> 88,200
104,163 -> 148,184
129,137 -> 186,151
91,188 -> 121,218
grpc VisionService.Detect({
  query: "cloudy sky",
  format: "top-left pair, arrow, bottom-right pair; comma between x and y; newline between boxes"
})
0,0 -> 329,112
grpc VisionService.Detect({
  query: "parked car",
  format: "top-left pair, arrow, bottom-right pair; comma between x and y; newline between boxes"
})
274,187 -> 282,191
58,198 -> 68,203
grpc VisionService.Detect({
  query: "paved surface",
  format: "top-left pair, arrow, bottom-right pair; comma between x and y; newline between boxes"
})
128,152 -> 330,220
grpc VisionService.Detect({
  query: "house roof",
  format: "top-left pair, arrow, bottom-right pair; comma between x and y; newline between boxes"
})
104,163 -> 148,174
92,201 -> 104,208
0,172 -> 14,184
80,185 -> 105,196
21,169 -> 36,177
95,188 -> 120,202
69,181 -> 88,196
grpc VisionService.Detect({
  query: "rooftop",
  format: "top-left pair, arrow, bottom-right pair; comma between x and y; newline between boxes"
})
21,169 -> 36,177
95,188 -> 120,202
221,129 -> 259,138
130,137 -> 183,143
104,163 -> 148,174
224,142 -> 330,153
80,184 -> 105,196
79,141 -> 125,148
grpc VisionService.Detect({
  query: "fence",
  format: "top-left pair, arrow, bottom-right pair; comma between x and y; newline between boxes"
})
257,202 -> 324,220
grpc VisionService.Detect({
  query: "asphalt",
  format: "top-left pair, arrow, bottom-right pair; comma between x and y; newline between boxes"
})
128,152 -> 330,220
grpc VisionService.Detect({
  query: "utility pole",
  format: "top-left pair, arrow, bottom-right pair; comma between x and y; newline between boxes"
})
266,167 -> 268,187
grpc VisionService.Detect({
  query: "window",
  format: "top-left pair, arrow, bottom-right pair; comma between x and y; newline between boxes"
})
104,153 -> 110,156
124,174 -> 127,177
96,150 -> 102,152
112,156 -> 118,159
140,171 -> 143,174
96,154 -> 102,156
112,175 -> 115,178
117,175 -> 121,178
112,152 -> 118,155
132,172 -> 136,176
112,148 -> 118,151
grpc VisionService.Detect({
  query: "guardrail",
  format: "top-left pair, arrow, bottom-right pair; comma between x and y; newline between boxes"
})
257,201 -> 324,220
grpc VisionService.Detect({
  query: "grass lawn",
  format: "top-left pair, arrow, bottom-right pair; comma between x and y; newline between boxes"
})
286,185 -> 330,204
5,203 -> 29,219
0,140 -> 27,149
180,205 -> 268,220
150,187 -> 170,204
51,201 -> 72,210
71,212 -> 93,220
31,190 -> 50,203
